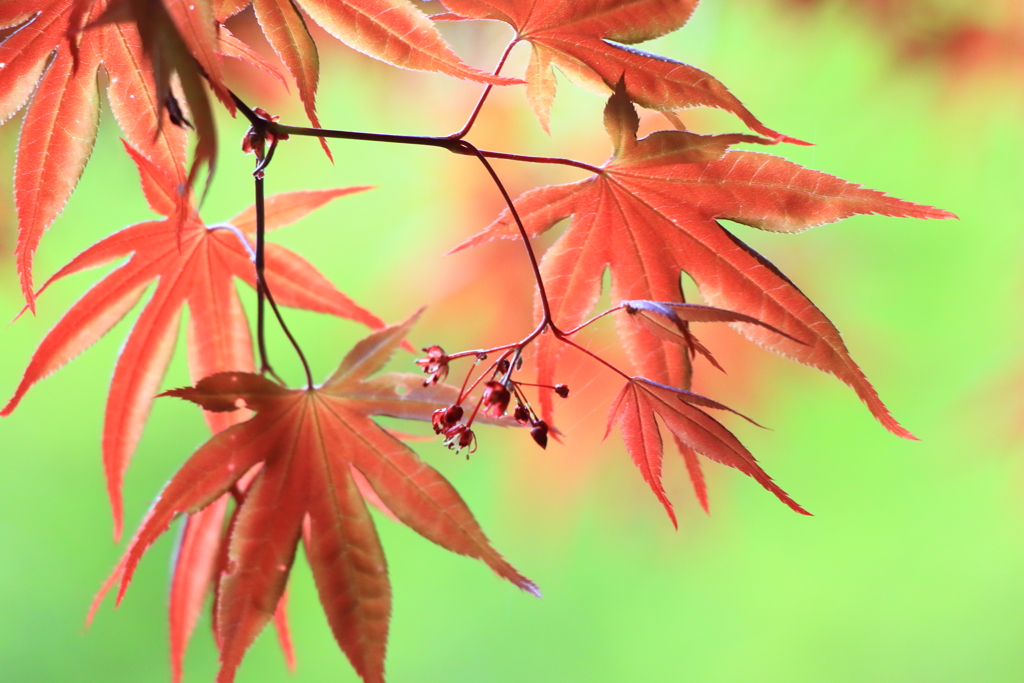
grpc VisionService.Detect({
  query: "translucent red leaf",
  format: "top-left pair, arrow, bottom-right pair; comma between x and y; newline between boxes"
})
228,186 -> 372,233
13,28 -> 101,309
440,0 -> 793,137
610,379 -> 810,519
2,142 -> 384,540
170,501 -> 232,683
215,0 -> 251,22
0,4 -> 66,124
294,0 -> 521,86
457,85 -> 955,441
272,588 -> 297,672
619,300 -> 804,371
121,139 -> 179,217
216,24 -> 289,89
161,0 -> 232,108
97,316 -> 534,683
102,21 -> 190,186
252,0 -> 322,129
608,379 -> 676,527
0,4 -> 206,308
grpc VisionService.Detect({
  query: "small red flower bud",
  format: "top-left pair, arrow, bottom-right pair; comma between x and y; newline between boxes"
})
415,345 -> 449,385
530,420 -> 549,449
442,423 -> 476,454
513,404 -> 531,425
554,384 -> 569,398
432,407 -> 446,433
241,108 -> 288,162
445,404 -> 464,424
482,381 -> 511,417
432,404 -> 465,434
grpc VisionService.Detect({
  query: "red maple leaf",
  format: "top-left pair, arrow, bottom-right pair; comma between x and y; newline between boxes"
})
92,315 -> 537,683
2,140 -> 384,540
609,377 -> 810,525
456,81 -> 955,512
436,0 -> 798,138
0,2 -> 275,308
217,0 -> 522,136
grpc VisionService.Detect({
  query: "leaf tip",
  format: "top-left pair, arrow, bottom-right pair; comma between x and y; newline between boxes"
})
779,134 -> 814,146
318,136 -> 334,163
520,580 -> 543,599
0,397 -> 17,418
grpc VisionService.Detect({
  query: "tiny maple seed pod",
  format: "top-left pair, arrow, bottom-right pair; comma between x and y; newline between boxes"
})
530,421 -> 550,449
432,404 -> 465,434
482,381 -> 512,417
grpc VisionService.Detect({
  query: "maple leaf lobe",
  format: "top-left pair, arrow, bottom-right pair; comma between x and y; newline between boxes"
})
97,317 -> 536,683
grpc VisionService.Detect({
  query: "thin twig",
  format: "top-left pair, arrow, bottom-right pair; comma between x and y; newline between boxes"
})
260,277 -> 315,390
455,139 -> 556,327
466,149 -> 602,174
555,335 -> 632,382
449,39 -> 519,140
559,306 -> 624,336
253,161 -> 314,389
254,174 -> 272,377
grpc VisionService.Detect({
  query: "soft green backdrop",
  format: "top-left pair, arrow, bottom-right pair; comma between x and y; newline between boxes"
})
1,2 -> 1022,682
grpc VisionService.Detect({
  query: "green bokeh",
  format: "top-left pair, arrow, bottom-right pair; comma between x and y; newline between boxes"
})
1,3 -> 1022,682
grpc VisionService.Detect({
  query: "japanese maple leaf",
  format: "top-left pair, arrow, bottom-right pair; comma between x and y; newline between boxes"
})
1,140 -> 385,540
609,377 -> 810,524
214,0 -> 522,136
457,82 -> 955,446
0,3 -> 275,309
94,316 -> 537,683
437,0 -> 797,137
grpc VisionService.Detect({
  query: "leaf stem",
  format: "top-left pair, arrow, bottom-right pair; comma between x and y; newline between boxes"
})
254,174 -> 272,377
456,139 -> 555,326
554,334 -> 632,382
229,90 -> 615,388
449,39 -> 519,140
466,149 -> 602,174
260,275 -> 315,390
559,306 -> 624,336
252,166 -> 314,390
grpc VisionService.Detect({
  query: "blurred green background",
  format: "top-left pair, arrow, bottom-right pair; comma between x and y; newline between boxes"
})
1,1 -> 1022,681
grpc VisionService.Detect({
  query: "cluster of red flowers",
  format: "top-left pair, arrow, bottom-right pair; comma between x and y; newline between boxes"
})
419,348 -> 568,455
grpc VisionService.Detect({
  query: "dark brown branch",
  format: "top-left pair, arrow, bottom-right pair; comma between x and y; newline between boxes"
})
253,168 -> 314,389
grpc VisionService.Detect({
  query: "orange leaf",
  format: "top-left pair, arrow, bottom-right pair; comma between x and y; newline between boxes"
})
295,0 -> 522,85
2,142 -> 384,540
14,36 -> 101,310
609,379 -> 809,520
440,0 -> 795,137
457,82 -> 955,439
217,23 -> 289,88
228,186 -> 372,233
99,317 -> 536,683
252,0 -> 320,120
